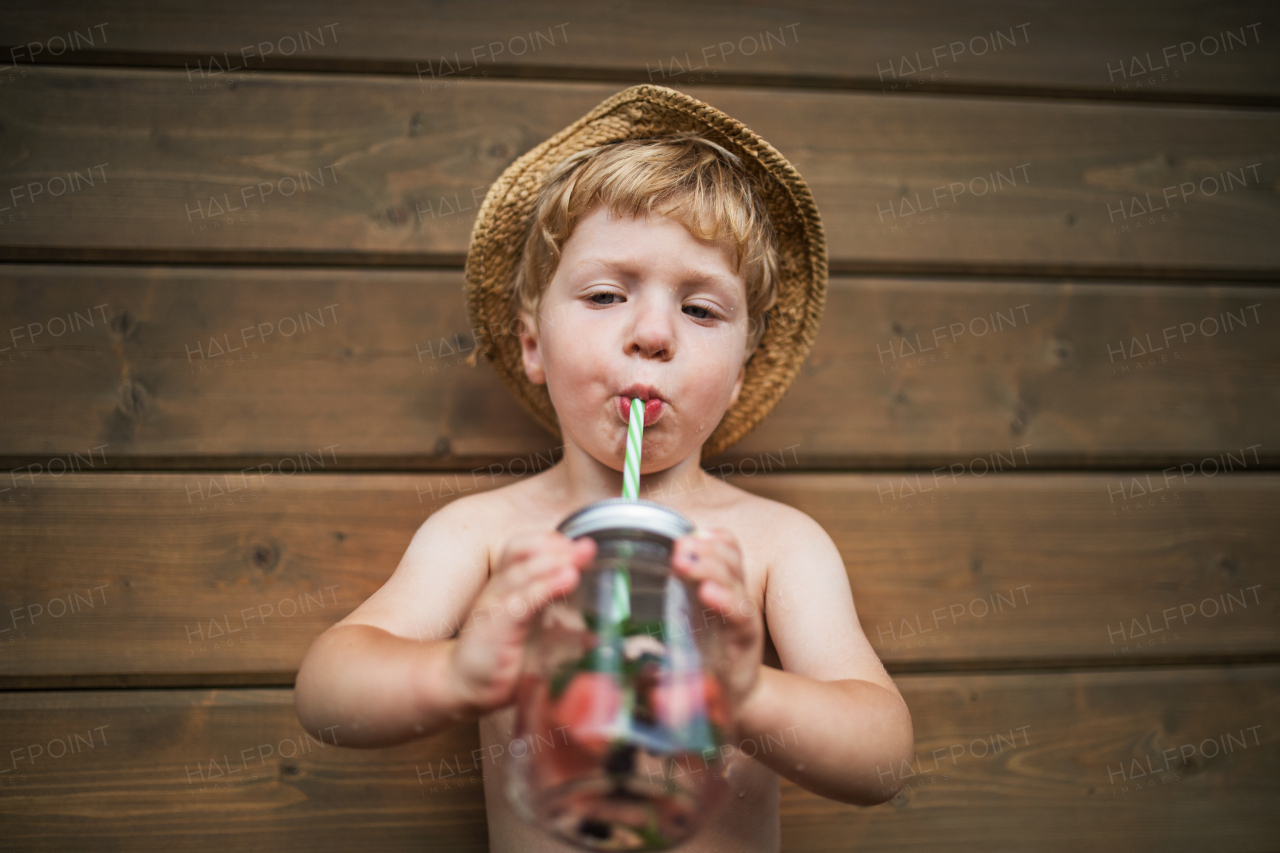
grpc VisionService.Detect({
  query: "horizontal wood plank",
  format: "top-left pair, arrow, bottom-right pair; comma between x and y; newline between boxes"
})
1,70 -> 1278,273
1,267 -> 1276,466
748,473 -> 1279,669
1,2 -> 1277,102
0,688 -> 488,852
0,473 -> 1274,682
786,666 -> 1280,851
0,667 -> 1276,850
743,277 -> 1280,466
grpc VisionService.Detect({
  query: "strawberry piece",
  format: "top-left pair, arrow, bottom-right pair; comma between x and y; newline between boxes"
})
515,675 -> 604,788
552,671 -> 624,756
650,672 -> 727,730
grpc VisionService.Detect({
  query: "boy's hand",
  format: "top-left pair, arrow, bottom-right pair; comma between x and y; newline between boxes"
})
448,531 -> 596,715
671,527 -> 764,719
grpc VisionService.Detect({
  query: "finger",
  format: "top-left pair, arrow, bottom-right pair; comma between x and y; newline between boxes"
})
697,579 -> 754,623
497,530 -> 572,573
500,537 -> 592,597
492,553 -> 575,602
671,549 -> 721,592
509,539 -> 593,593
518,568 -> 579,614
497,534 -> 582,586
676,559 -> 742,605
679,529 -> 743,569
482,565 -> 579,630
684,574 -> 751,630
673,539 -> 744,592
569,536 -> 597,566
697,529 -> 745,578
516,549 -> 585,593
529,537 -> 593,581
690,563 -> 757,619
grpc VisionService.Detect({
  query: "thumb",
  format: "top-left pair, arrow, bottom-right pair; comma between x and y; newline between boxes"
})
569,537 -> 597,565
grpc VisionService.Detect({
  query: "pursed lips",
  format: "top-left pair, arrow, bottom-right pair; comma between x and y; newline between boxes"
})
615,395 -> 667,426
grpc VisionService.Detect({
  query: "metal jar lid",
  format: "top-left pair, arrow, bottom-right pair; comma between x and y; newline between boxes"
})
556,497 -> 694,542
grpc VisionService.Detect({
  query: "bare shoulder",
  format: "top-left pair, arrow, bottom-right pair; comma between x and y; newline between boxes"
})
333,485 -> 518,641
748,490 -> 827,538
718,485 -> 834,570
684,481 -> 832,610
418,485 -> 512,551
405,472 -> 566,574
721,485 -> 894,688
407,477 -> 551,570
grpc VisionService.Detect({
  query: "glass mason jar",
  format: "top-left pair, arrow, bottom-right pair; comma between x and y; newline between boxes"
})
505,498 -> 737,850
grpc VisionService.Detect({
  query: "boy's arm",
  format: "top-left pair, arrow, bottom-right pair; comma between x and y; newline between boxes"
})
294,495 -> 491,748
736,506 -> 914,805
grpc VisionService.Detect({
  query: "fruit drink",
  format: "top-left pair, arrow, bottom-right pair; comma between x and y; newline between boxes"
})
506,499 -> 735,850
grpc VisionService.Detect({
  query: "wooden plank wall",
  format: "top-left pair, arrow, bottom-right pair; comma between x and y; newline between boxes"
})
1,2 -> 1277,850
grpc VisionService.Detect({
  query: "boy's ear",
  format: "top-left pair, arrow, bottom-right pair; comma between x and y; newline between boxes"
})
726,361 -> 747,410
517,308 -> 546,385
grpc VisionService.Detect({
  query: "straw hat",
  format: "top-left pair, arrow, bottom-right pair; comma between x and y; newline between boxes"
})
463,84 -> 827,461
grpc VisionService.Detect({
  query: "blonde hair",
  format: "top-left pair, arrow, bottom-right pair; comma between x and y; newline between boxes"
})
511,132 -> 779,358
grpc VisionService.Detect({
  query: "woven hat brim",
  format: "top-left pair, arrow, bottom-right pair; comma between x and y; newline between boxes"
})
464,84 -> 827,462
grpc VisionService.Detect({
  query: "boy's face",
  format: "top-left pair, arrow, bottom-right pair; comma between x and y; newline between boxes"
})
516,203 -> 749,472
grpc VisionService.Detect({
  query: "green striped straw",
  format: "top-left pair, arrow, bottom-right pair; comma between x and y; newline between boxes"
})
599,397 -> 643,733
609,397 -> 646,623
622,397 -> 644,500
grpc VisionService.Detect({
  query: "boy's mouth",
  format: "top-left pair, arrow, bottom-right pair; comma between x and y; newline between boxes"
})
615,388 -> 667,427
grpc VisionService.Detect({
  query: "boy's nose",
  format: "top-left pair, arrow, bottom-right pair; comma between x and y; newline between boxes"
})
627,295 -> 675,360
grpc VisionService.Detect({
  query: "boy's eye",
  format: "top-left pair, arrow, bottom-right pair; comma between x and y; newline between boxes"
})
586,291 -> 720,321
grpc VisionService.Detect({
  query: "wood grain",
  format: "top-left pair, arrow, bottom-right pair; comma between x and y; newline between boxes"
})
749,473 -> 1280,669
785,666 -> 1280,851
2,70 -> 1278,273
0,267 -> 1275,466
0,473 -> 1274,683
2,1 -> 1277,102
0,5 -> 1275,850
0,688 -> 488,852
0,667 -> 1275,850
0,266 -> 543,461
737,277 -> 1280,467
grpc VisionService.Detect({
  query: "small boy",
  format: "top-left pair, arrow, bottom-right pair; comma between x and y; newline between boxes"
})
296,85 -> 913,852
